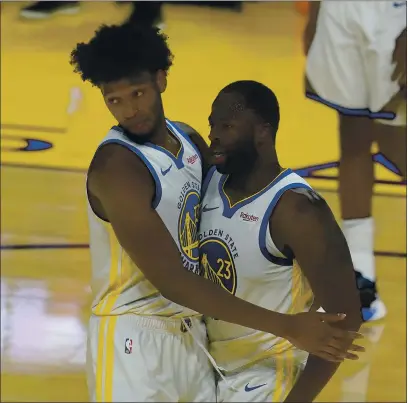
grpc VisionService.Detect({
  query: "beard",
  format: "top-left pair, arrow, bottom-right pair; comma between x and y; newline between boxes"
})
216,141 -> 258,175
120,116 -> 159,145
122,130 -> 154,145
121,97 -> 164,145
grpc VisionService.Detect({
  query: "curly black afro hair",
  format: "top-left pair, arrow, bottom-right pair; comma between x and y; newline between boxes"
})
70,23 -> 174,86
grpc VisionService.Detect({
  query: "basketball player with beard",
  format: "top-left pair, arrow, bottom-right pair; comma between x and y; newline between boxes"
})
70,24 -> 364,402
199,81 -> 363,402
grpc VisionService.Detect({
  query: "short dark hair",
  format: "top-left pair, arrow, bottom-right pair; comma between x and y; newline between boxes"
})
221,80 -> 280,135
70,24 -> 174,86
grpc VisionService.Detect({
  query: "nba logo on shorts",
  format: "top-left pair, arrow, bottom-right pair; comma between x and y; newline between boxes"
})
125,338 -> 132,354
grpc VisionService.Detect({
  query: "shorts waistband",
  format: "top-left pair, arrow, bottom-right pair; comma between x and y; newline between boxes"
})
92,314 -> 203,335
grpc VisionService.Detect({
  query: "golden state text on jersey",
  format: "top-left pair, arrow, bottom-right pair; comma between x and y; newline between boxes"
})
198,167 -> 314,370
178,180 -> 201,273
87,119 -> 203,317
199,230 -> 238,295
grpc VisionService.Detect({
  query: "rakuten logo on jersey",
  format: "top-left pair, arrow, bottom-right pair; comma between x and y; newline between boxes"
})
240,212 -> 259,222
187,154 -> 199,164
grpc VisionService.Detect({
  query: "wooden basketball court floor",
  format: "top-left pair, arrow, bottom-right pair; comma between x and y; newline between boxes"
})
1,2 -> 406,401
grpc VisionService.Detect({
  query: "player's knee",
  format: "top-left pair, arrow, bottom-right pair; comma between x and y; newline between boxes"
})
339,115 -> 373,158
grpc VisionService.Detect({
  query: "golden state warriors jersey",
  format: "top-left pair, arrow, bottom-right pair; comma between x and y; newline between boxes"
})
199,167 -> 314,371
88,119 -> 202,318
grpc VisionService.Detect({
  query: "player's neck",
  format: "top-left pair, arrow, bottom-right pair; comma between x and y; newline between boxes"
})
227,159 -> 282,196
148,118 -> 182,156
149,117 -> 169,146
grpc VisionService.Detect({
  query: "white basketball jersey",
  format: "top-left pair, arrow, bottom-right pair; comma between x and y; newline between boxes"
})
88,119 -> 202,318
199,167 -> 314,371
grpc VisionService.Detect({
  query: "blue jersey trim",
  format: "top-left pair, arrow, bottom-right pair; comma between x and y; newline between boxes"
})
99,139 -> 163,209
258,182 -> 310,265
112,122 -> 186,169
306,92 -> 396,120
202,166 -> 217,198
219,169 -> 293,219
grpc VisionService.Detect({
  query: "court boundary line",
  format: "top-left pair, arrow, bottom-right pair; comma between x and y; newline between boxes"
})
1,162 -> 406,199
1,123 -> 67,134
0,243 -> 406,259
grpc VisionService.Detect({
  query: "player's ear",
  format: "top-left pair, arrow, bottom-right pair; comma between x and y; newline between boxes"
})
156,70 -> 167,93
256,122 -> 272,142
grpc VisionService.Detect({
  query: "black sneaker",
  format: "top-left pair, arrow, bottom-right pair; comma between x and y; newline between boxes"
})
20,2 -> 80,19
355,270 -> 387,321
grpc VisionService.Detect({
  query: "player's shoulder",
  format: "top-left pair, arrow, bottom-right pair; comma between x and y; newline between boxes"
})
173,121 -> 208,150
272,186 -> 329,223
172,120 -> 199,136
91,140 -> 145,173
269,185 -> 337,249
88,141 -> 151,195
172,120 -> 211,175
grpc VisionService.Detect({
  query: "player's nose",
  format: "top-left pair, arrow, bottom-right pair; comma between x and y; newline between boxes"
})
208,127 -> 220,143
122,101 -> 139,120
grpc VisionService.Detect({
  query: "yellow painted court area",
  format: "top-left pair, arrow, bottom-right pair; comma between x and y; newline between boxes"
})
1,2 -> 406,402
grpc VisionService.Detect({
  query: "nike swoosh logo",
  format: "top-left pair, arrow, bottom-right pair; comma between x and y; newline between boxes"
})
393,2 -> 406,7
245,383 -> 267,392
161,165 -> 172,176
202,205 -> 219,213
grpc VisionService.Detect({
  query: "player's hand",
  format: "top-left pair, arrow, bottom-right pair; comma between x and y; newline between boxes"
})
283,312 -> 365,362
392,28 -> 407,91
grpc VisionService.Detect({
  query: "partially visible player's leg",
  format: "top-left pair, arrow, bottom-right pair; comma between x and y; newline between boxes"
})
339,116 -> 375,223
375,124 -> 407,179
306,2 -> 406,322
355,4 -> 407,321
337,115 -> 384,321
363,2 -> 407,180
217,352 -> 306,402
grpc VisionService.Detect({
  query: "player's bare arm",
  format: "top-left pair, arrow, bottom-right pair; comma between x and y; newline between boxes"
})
269,188 -> 363,402
174,121 -> 211,176
88,144 -> 359,362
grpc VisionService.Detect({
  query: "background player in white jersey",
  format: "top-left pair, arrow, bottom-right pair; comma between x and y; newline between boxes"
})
70,24 -> 364,402
200,81 -> 363,402
304,1 -> 407,322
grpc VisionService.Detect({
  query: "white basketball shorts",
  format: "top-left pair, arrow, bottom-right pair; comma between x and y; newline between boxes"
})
306,1 -> 407,126
87,314 -> 216,402
216,350 -> 308,402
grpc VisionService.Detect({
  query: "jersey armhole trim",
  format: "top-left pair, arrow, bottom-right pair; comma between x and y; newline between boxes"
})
306,91 -> 396,120
86,175 -> 110,223
98,139 -> 163,209
258,183 -> 310,265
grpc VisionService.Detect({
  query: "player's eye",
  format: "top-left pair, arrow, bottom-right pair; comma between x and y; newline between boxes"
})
133,90 -> 144,98
106,97 -> 120,105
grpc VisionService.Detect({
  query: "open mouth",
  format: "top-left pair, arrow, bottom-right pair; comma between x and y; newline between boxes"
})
211,151 -> 226,164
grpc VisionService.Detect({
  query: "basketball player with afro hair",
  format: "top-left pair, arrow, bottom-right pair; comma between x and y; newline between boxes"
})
70,24 -> 364,402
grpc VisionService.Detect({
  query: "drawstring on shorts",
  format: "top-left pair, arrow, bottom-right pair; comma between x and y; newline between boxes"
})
181,317 -> 238,392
